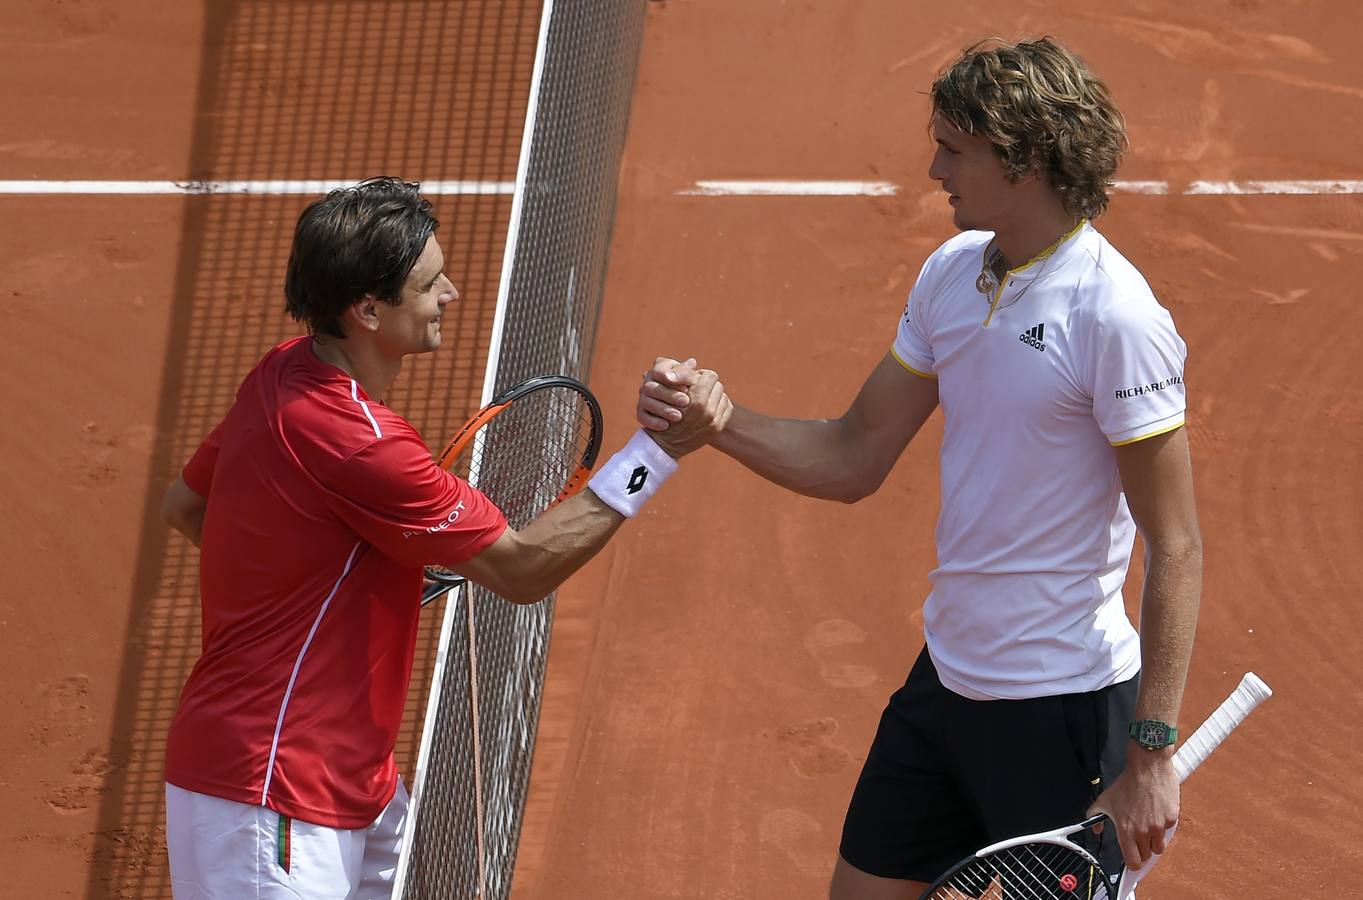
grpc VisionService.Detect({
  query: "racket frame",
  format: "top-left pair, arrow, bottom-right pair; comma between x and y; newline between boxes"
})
420,374 -> 603,606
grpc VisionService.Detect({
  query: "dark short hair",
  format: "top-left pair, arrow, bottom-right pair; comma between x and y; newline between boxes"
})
931,37 -> 1128,220
284,177 -> 439,339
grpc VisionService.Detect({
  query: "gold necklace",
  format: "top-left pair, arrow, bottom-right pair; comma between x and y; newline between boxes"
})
978,242 -> 1054,310
975,221 -> 1085,322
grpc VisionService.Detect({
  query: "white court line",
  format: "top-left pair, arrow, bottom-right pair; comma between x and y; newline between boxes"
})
1187,180 -> 1363,195
679,180 -> 899,196
1114,180 -> 1170,195
674,179 -> 1363,197
0,179 -> 513,195
2,178 -> 1362,197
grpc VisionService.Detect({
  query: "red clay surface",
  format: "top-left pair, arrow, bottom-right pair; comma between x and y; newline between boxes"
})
3,1 -> 1361,899
516,2 -> 1363,899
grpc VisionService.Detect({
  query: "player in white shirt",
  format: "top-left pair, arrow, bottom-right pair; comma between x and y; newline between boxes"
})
638,38 -> 1201,900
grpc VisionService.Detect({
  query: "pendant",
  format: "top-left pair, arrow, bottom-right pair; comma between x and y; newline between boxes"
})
976,269 -> 996,296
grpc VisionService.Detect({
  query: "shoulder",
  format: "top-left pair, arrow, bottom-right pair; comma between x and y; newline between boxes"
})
1071,230 -> 1175,333
924,230 -> 991,276
231,336 -> 305,396
909,230 -> 990,311
291,397 -> 437,501
355,406 -> 428,457
255,335 -> 313,378
301,394 -> 422,451
277,367 -> 426,464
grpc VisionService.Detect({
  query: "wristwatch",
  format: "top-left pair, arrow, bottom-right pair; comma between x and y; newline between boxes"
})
1128,719 -> 1178,750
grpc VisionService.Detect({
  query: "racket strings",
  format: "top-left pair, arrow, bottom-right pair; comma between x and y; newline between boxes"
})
472,388 -> 594,529
930,841 -> 1109,900
427,386 -> 596,591
421,385 -> 597,599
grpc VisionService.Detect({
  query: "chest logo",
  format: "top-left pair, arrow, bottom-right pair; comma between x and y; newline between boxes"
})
1019,322 -> 1046,352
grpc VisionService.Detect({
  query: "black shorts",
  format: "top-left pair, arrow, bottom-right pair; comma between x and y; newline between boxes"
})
838,648 -> 1136,885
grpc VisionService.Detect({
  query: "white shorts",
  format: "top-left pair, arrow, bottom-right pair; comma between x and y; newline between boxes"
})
165,780 -> 408,899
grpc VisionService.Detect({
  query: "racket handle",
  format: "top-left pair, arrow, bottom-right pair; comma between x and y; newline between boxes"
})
1172,672 -> 1272,782
421,578 -> 464,608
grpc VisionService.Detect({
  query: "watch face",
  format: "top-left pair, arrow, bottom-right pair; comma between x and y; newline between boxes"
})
1135,720 -> 1171,746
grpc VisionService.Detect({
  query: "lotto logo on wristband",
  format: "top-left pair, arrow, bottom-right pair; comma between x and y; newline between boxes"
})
627,466 -> 648,495
588,430 -> 677,518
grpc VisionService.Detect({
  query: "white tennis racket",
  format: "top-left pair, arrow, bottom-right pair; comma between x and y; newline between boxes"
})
919,672 -> 1273,899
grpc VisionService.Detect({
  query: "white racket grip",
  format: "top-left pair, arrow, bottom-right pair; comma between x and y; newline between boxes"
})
1118,673 -> 1272,900
1172,672 -> 1272,782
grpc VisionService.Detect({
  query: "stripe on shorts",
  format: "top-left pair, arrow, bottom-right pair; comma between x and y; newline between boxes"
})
277,812 -> 292,873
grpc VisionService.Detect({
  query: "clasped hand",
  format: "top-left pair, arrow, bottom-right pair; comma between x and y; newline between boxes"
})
637,356 -> 731,457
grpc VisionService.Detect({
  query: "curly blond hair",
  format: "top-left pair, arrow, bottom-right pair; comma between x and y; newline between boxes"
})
930,37 -> 1128,220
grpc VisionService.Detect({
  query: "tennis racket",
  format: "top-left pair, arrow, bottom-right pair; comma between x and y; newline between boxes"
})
919,672 -> 1273,900
421,374 -> 603,606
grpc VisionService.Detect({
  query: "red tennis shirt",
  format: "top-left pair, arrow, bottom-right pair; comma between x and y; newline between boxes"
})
165,337 -> 507,828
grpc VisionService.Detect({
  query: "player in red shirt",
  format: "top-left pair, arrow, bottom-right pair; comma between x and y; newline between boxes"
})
159,177 -> 731,898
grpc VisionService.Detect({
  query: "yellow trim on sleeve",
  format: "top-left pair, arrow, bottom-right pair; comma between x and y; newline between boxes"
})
890,347 -> 937,380
1110,420 -> 1185,447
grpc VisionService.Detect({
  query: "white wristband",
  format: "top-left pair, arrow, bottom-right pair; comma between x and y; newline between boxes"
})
588,429 -> 679,518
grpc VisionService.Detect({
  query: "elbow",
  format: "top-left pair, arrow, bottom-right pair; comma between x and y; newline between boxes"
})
826,424 -> 889,504
161,477 -> 205,533
834,470 -> 887,504
467,533 -> 560,604
1146,529 -> 1203,568
499,576 -> 556,606
159,494 -> 184,532
469,577 -> 542,606
505,586 -> 549,606
839,482 -> 877,505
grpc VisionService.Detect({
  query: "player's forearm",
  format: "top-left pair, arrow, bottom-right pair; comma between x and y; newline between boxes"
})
712,405 -> 875,502
1133,536 -> 1203,727
494,491 -> 626,604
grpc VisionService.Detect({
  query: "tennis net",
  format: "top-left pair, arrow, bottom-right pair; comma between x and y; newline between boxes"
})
395,2 -> 648,898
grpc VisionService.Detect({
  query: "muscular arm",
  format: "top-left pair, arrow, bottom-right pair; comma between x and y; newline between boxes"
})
446,488 -> 625,604
161,476 -> 208,548
1120,425 -> 1203,729
1091,425 -> 1202,868
648,352 -> 939,503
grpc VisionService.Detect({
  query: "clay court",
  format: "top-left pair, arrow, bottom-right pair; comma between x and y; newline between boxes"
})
3,1 -> 1361,897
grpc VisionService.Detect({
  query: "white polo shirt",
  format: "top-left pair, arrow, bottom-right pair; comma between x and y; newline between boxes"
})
893,222 -> 1187,700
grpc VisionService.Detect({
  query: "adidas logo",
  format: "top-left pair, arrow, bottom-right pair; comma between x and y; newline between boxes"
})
1019,322 -> 1046,352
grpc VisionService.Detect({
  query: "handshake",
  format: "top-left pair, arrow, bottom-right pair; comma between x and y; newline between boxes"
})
635,356 -> 733,459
